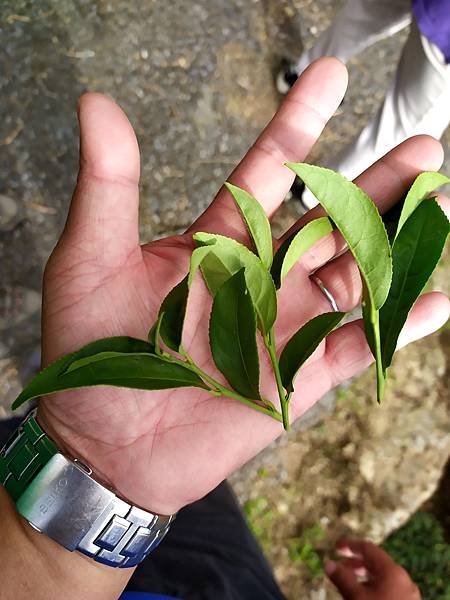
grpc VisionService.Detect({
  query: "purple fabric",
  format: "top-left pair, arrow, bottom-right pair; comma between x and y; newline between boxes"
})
412,0 -> 450,63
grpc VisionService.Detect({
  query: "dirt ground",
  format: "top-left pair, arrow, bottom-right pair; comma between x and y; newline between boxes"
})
1,1 -> 450,598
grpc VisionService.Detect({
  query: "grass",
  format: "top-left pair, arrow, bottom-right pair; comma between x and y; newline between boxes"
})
383,512 -> 450,599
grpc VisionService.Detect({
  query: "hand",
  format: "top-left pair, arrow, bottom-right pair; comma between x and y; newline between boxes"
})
37,58 -> 450,515
326,539 -> 421,600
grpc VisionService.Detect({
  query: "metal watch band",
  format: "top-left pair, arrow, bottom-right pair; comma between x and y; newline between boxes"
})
0,410 -> 174,568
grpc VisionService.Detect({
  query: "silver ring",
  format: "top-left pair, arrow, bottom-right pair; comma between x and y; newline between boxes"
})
311,275 -> 340,312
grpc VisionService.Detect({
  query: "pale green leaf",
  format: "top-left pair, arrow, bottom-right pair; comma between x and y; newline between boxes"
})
225,182 -> 273,269
193,232 -> 277,335
396,171 -> 450,236
271,217 -> 333,288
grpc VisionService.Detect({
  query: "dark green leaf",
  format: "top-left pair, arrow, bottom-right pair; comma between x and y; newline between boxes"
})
279,312 -> 345,393
380,199 -> 450,370
396,171 -> 450,236
209,269 -> 261,400
225,182 -> 273,269
12,336 -> 165,409
13,349 -> 208,409
271,217 -> 333,288
157,275 -> 189,351
193,232 -> 277,335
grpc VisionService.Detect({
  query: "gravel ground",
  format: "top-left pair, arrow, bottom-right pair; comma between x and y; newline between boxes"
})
1,1 -> 449,597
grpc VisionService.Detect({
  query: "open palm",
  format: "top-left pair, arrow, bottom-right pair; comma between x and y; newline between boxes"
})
37,59 -> 450,515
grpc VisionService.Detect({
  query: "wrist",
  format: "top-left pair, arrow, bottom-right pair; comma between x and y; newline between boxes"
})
0,486 -> 132,600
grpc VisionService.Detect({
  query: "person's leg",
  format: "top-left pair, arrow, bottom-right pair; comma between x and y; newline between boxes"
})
321,21 -> 450,182
127,482 -> 286,600
294,0 -> 411,73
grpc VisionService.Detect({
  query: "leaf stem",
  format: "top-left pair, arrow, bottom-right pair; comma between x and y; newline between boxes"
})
176,349 -> 283,423
372,311 -> 386,403
265,329 -> 290,431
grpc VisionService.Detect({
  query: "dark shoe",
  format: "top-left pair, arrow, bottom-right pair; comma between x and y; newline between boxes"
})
276,60 -> 298,94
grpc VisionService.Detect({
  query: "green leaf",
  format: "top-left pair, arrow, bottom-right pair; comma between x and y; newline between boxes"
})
157,275 -> 189,352
209,269 -> 261,400
380,199 -> 450,370
271,217 -> 333,288
148,312 -> 164,354
287,163 -> 392,402
193,232 -> 277,335
224,182 -> 273,269
396,171 -> 450,236
188,246 -> 211,286
13,351 -> 208,409
287,163 -> 392,309
279,312 -> 345,393
13,336 -> 204,409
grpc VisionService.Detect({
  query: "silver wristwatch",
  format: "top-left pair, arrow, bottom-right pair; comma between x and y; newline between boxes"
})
0,409 -> 174,568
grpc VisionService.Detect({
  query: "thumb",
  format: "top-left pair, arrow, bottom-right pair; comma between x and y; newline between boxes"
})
61,93 -> 141,266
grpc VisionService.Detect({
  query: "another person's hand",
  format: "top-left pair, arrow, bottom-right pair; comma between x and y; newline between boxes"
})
326,539 -> 421,599
37,57 -> 450,516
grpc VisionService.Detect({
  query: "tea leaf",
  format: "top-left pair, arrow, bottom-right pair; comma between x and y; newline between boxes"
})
12,336 -> 206,410
188,246 -> 211,286
380,199 -> 450,370
209,269 -> 261,400
287,163 -> 391,402
155,275 -> 189,352
286,164 -> 392,309
271,217 -> 333,288
14,354 -> 207,408
225,182 -> 273,269
396,171 -> 450,236
193,232 -> 277,335
279,312 -> 345,393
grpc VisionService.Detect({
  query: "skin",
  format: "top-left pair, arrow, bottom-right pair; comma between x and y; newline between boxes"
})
326,539 -> 421,599
1,58 -> 448,598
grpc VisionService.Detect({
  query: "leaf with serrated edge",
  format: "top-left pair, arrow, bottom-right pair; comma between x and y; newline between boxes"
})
13,352 -> 208,409
287,164 -> 392,309
12,336 -> 179,410
287,163 -> 391,401
193,232 -> 277,335
209,269 -> 261,400
381,199 -> 450,370
279,312 -> 345,393
271,217 -> 333,288
225,182 -> 273,269
396,171 -> 450,237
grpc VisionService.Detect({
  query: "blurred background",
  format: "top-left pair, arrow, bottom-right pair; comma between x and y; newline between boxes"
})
1,1 -> 449,598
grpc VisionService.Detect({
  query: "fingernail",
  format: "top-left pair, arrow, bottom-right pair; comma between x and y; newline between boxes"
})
325,560 -> 337,575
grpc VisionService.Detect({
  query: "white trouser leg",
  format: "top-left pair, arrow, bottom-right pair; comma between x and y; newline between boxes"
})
323,21 -> 450,182
294,0 -> 411,73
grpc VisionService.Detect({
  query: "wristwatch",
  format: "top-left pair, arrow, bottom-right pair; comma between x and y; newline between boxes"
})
0,409 -> 174,567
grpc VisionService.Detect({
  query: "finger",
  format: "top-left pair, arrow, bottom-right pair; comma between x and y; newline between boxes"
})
189,57 -> 348,237
325,561 -> 360,599
338,540 -> 395,575
313,189 -> 450,312
287,291 -> 449,420
61,93 -> 141,265
280,135 -> 444,275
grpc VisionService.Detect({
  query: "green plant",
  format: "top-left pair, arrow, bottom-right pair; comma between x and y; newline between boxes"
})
383,512 -> 450,599
12,166 -> 449,430
288,523 -> 326,578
